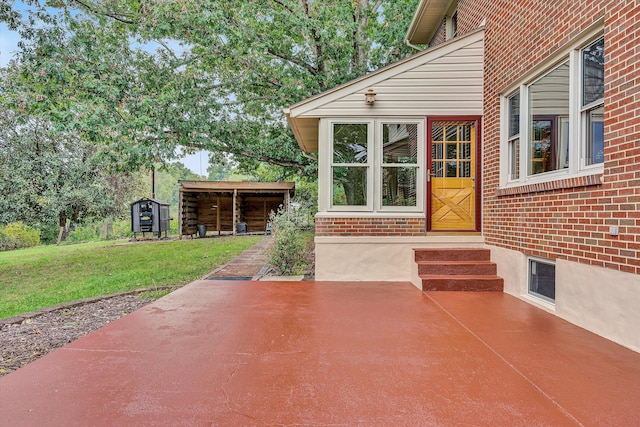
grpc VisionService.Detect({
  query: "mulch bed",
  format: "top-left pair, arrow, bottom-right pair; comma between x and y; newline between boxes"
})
0,293 -> 156,377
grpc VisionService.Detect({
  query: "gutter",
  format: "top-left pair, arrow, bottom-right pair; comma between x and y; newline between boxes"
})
404,38 -> 425,52
301,151 -> 318,161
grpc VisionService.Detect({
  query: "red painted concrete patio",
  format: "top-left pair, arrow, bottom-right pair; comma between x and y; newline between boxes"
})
1,280 -> 639,426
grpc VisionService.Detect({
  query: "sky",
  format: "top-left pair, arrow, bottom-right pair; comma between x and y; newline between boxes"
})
0,22 -> 20,67
0,6 -> 210,176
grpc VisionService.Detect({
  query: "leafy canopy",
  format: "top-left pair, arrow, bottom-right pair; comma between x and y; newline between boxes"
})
1,0 -> 419,176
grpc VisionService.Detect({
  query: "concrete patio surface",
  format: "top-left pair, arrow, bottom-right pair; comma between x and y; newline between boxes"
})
1,280 -> 639,426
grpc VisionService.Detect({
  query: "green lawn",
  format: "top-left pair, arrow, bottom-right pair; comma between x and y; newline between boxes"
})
0,236 -> 262,318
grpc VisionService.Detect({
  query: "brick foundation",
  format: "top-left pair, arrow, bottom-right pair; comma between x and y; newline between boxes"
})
315,217 -> 426,237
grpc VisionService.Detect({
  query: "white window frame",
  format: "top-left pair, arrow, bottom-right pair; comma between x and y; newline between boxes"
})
579,37 -> 605,169
506,92 -> 521,182
528,257 -> 556,304
499,24 -> 604,188
327,118 -> 424,213
445,1 -> 458,41
376,120 -> 424,213
329,119 -> 374,212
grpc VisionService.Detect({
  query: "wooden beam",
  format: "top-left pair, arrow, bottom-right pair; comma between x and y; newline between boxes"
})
179,180 -> 295,192
216,194 -> 221,235
232,189 -> 237,236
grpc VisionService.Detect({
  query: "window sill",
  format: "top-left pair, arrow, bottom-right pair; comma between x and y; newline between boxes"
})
496,173 -> 603,197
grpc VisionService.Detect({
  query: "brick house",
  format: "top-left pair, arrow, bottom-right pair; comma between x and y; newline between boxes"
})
285,0 -> 639,352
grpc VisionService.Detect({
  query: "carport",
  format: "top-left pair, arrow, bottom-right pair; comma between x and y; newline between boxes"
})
178,180 -> 295,237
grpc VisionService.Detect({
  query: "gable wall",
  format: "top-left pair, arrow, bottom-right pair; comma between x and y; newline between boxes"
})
297,38 -> 484,118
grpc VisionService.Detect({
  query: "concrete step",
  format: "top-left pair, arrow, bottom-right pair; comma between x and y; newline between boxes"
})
421,275 -> 504,292
414,248 -> 491,262
417,260 -> 497,276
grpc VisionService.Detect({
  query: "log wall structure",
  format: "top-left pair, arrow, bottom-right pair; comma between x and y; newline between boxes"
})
178,181 -> 295,237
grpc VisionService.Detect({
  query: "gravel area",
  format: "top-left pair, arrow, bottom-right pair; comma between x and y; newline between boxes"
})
0,293 -> 155,377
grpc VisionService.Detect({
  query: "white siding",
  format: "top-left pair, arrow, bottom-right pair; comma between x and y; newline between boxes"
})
297,38 -> 484,118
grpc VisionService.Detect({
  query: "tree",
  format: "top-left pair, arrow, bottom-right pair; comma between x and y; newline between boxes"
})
0,87 -> 144,243
1,0 -> 419,177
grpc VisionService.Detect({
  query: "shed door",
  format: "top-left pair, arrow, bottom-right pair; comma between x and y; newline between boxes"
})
427,118 -> 481,232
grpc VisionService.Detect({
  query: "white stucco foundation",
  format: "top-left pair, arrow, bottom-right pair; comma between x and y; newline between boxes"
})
490,245 -> 640,353
315,235 -> 485,288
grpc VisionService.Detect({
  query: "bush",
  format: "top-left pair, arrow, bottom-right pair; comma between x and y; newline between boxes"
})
0,222 -> 41,251
267,207 -> 307,276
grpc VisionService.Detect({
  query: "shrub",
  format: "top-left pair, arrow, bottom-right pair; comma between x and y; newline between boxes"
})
66,224 -> 100,243
0,222 -> 41,251
267,207 -> 307,276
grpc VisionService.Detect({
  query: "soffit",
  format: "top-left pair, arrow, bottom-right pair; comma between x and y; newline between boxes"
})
406,0 -> 456,45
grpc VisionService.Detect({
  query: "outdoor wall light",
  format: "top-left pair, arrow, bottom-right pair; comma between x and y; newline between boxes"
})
365,88 -> 376,105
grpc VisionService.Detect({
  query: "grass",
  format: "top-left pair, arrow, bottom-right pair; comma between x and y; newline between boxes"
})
0,236 -> 263,318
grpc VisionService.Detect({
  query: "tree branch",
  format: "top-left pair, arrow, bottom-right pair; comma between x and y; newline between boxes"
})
70,0 -> 138,25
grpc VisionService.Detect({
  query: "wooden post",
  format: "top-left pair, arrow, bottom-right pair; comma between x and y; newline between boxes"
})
232,189 -> 237,236
178,187 -> 183,239
216,194 -> 221,235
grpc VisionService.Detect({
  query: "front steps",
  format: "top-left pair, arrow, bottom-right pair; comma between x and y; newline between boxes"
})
415,248 -> 504,292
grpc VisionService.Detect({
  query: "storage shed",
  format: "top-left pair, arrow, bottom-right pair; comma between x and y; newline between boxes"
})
178,181 -> 295,237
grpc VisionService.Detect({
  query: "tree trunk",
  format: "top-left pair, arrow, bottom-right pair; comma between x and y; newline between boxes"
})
56,212 -> 68,245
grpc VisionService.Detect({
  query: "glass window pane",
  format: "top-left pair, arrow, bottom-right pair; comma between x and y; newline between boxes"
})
333,123 -> 368,164
382,123 -> 418,164
460,161 -> 471,178
529,259 -> 555,302
461,143 -> 471,160
433,161 -> 444,177
446,143 -> 457,159
583,38 -> 604,106
446,161 -> 457,177
446,125 -> 458,141
529,61 -> 569,175
432,124 -> 444,142
332,166 -> 367,206
382,167 -> 417,207
509,137 -> 520,180
460,125 -> 471,142
586,105 -> 604,165
432,143 -> 443,160
508,93 -> 520,137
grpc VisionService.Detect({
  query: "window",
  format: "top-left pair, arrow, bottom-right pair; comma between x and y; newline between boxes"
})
381,123 -> 418,207
332,123 -> 370,207
501,32 -> 604,186
528,61 -> 569,175
445,2 -> 458,41
582,37 -> 604,166
507,93 -> 520,180
529,258 -> 555,303
450,10 -> 458,39
329,120 -> 423,211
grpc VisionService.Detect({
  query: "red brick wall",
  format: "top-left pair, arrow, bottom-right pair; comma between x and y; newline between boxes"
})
316,217 -> 425,237
453,0 -> 640,273
429,18 -> 447,46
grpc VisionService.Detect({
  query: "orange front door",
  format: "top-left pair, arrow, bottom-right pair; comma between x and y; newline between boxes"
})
427,118 -> 480,232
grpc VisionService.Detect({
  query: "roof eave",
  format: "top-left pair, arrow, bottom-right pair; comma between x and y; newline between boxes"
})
405,0 -> 456,45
